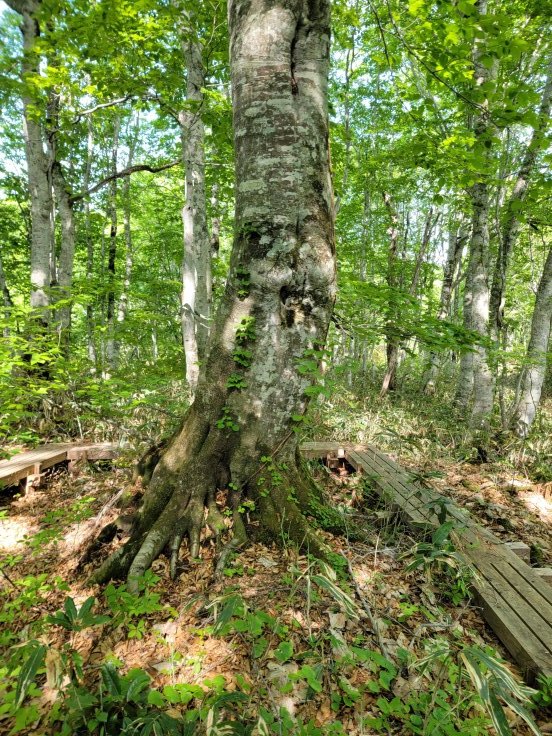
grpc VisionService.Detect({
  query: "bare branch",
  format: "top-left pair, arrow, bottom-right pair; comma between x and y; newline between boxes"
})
70,159 -> 181,203
73,96 -> 134,122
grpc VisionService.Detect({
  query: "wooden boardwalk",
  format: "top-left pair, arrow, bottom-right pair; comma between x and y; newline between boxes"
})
0,442 -> 118,489
301,441 -> 552,682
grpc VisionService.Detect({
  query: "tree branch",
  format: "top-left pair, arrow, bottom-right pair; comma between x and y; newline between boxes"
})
73,96 -> 134,122
70,159 -> 181,203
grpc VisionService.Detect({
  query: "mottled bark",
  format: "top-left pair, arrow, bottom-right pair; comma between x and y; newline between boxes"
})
467,179 -> 494,429
455,0 -> 497,429
51,160 -> 76,337
510,245 -> 552,437
179,30 -> 211,393
424,220 -> 467,394
93,0 -> 335,591
8,0 -> 53,322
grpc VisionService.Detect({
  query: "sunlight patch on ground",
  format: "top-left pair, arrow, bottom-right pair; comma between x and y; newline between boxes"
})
0,516 -> 37,550
520,491 -> 552,523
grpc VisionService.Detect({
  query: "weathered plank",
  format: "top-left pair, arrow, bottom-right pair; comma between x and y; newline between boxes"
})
0,442 -> 118,488
300,440 -> 552,682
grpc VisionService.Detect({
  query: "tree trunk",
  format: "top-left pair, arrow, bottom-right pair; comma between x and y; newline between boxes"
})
51,160 -> 76,338
112,117 -> 140,367
84,118 -> 98,368
9,0 -> 53,324
92,0 -> 335,591
455,0 -> 497,429
489,58 -> 552,341
0,245 -> 14,338
467,178 -> 494,429
424,219 -> 467,394
510,245 -> 552,437
105,118 -> 120,370
179,30 -> 211,394
380,192 -> 400,397
410,207 -> 438,299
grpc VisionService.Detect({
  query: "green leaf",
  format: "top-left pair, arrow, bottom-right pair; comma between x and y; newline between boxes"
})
274,640 -> 293,663
212,594 -> 243,634
101,663 -> 122,697
15,643 -> 47,708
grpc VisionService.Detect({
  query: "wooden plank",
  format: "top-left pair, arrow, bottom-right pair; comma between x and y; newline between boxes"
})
470,562 -> 552,679
301,441 -> 342,459
299,441 -> 552,681
38,450 -> 70,472
66,443 -> 118,461
0,461 -> 36,487
347,449 -> 432,528
0,442 -> 118,488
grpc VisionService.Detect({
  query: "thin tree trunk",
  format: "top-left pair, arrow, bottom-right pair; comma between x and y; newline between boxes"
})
84,119 -> 97,368
410,206 -> 438,298
335,34 -> 355,215
112,116 -> 140,367
380,191 -> 400,397
93,0 -> 335,590
105,117 -> 120,370
0,245 -> 14,338
210,183 -> 221,257
179,29 -> 211,394
467,180 -> 494,429
424,219 -> 467,394
51,160 -> 76,338
489,58 -> 552,341
510,245 -> 552,437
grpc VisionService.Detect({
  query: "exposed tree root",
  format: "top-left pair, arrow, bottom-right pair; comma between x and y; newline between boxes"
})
90,424 -> 333,593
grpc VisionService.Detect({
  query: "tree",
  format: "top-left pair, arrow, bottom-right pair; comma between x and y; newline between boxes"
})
510,244 -> 552,437
178,10 -> 211,393
93,0 -> 336,590
6,0 -> 53,324
453,0 -> 497,431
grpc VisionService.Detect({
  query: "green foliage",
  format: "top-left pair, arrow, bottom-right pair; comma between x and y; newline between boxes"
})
47,596 -> 111,632
216,406 -> 240,432
401,522 -> 473,604
234,267 -> 251,299
105,572 -> 175,640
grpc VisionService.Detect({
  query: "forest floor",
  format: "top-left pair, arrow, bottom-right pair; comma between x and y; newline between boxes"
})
1,385 -> 552,735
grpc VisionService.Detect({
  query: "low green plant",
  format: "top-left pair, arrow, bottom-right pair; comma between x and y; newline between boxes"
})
415,639 -> 540,736
401,521 -> 473,603
533,675 -> 552,708
105,571 -> 175,639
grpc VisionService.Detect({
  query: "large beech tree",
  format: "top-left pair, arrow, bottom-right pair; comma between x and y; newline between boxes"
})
94,0 -> 336,588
